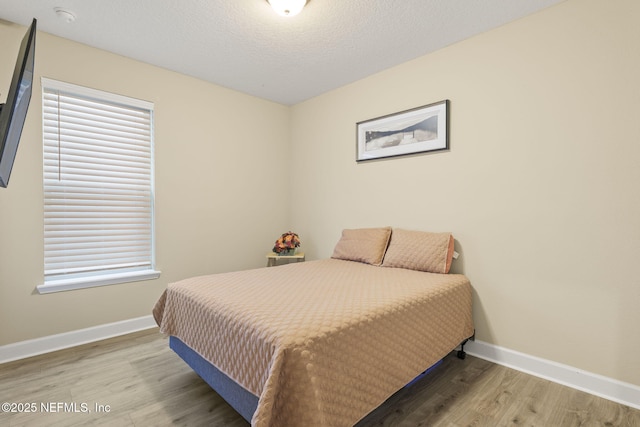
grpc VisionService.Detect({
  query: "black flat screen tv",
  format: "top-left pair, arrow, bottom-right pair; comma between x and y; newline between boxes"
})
0,18 -> 37,188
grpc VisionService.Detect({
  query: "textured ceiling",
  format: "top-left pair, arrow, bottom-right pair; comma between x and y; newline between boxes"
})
0,0 -> 564,105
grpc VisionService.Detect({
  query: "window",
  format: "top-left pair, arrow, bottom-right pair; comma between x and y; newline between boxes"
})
38,79 -> 159,294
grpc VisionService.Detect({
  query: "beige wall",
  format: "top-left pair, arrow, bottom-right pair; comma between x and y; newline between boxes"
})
290,0 -> 640,386
0,26 -> 291,344
1,0 -> 638,389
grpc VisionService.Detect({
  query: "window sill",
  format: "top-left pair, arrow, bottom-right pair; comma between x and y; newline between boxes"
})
37,270 -> 161,294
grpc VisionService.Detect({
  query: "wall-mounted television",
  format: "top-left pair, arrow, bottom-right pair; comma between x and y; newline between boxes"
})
0,18 -> 37,188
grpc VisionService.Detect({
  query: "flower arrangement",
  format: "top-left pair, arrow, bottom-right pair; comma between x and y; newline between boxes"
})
273,231 -> 301,255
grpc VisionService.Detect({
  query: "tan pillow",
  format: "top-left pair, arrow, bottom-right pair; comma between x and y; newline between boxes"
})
382,228 -> 455,273
331,227 -> 392,265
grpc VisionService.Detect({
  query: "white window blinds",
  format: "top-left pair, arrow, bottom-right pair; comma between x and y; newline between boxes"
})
40,78 -> 158,293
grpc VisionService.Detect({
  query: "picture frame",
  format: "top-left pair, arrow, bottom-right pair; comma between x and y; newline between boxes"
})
356,100 -> 449,162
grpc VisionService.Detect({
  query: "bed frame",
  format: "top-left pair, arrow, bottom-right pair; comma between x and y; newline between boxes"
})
170,334 -> 473,423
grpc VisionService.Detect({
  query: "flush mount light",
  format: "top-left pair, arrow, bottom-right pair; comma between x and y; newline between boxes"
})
267,0 -> 308,17
54,7 -> 76,23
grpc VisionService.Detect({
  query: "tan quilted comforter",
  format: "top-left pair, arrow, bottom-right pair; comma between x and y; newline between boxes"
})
153,259 -> 473,426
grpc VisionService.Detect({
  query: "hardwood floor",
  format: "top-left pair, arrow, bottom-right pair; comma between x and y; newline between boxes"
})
1,328 -> 638,426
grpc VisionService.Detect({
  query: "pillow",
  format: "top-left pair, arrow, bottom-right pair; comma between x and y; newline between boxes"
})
381,228 -> 455,273
331,227 -> 391,266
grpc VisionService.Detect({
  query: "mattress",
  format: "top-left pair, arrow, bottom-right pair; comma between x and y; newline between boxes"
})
153,258 -> 473,426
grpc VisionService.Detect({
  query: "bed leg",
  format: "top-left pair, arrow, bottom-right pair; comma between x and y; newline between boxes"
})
456,331 -> 475,360
457,340 -> 467,359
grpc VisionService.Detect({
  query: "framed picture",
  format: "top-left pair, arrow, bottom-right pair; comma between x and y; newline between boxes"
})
356,100 -> 449,162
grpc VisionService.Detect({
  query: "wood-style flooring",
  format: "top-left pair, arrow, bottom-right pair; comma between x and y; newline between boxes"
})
1,328 -> 638,426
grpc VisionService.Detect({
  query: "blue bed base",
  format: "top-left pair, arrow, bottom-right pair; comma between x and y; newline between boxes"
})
170,336 -> 463,423
170,336 -> 258,422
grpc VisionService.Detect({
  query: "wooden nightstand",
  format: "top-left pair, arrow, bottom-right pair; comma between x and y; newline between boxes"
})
266,252 -> 305,267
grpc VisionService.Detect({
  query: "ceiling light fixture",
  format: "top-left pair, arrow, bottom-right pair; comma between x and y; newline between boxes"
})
54,7 -> 76,23
267,0 -> 308,17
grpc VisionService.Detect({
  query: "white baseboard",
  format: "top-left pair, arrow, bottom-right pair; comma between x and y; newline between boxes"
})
465,340 -> 640,411
0,315 -> 157,364
2,321 -> 638,411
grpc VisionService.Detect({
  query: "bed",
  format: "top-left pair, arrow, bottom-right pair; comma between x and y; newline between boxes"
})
153,227 -> 474,426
